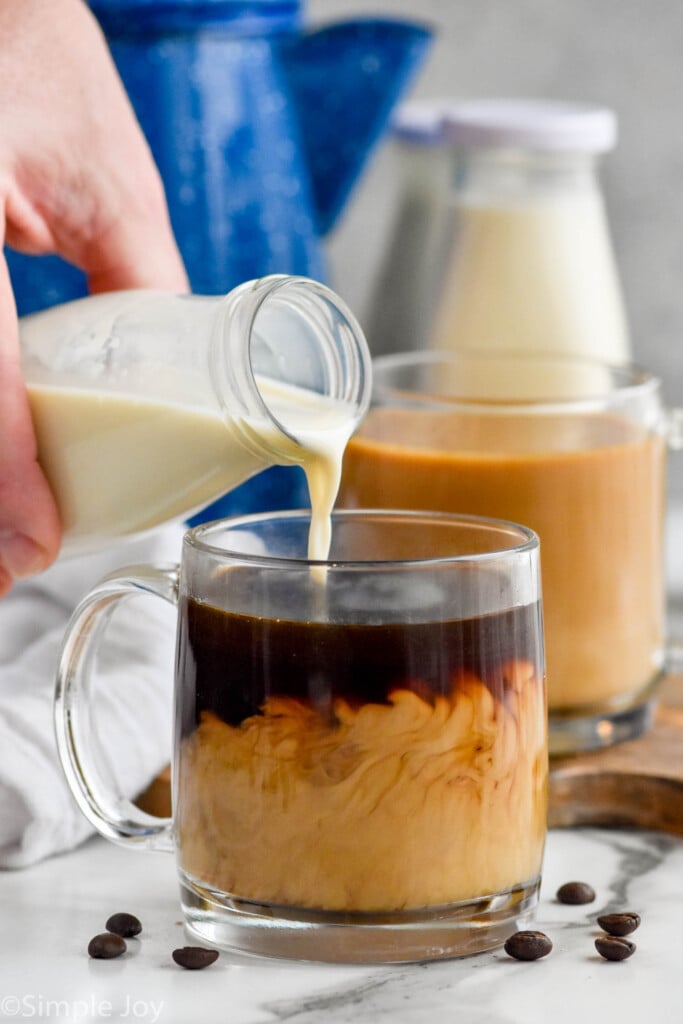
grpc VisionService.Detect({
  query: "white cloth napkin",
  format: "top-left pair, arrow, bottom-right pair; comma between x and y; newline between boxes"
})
0,526 -> 184,869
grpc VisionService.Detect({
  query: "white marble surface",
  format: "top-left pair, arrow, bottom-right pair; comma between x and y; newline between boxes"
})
1,828 -> 681,1024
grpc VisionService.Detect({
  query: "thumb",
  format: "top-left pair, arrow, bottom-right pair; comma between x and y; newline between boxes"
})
0,252 -> 61,595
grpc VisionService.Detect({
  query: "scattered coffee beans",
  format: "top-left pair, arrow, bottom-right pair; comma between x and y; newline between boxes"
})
88,932 -> 127,959
596,912 -> 640,937
105,912 -> 142,938
595,935 -> 636,961
503,930 -> 553,961
556,881 -> 596,905
172,946 -> 219,970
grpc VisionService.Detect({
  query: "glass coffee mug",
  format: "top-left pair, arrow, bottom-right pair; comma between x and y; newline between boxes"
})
54,509 -> 546,963
339,350 -> 682,755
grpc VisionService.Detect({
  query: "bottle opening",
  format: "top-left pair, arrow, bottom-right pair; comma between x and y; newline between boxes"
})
212,275 -> 372,464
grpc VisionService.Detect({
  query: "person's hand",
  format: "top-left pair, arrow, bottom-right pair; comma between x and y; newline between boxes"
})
0,0 -> 188,596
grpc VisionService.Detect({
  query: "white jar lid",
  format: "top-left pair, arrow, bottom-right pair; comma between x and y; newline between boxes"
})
393,98 -> 618,153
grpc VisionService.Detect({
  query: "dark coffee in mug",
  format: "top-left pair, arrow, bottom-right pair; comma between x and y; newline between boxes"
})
175,590 -> 545,913
178,597 -> 541,724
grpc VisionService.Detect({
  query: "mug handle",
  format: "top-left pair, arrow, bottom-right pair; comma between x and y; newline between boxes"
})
54,564 -> 179,853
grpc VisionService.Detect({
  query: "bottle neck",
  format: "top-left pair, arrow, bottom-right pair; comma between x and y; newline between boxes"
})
453,146 -> 602,202
210,275 -> 372,466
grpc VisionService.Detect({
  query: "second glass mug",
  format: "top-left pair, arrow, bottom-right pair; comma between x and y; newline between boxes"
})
54,509 -> 546,963
339,349 -> 683,755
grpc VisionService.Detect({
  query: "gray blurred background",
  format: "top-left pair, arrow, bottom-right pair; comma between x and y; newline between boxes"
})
311,0 -> 683,420
309,0 -> 683,600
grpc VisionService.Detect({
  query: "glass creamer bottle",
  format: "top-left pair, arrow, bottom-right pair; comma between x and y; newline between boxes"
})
369,98 -> 630,375
19,275 -> 371,558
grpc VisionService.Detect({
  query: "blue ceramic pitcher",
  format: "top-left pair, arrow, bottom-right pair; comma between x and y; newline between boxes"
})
7,0 -> 431,307
7,0 -> 431,517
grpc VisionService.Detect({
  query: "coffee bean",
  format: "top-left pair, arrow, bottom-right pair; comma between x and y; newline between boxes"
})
105,912 -> 142,938
503,930 -> 553,961
596,912 -> 640,937
88,932 -> 126,959
595,935 -> 636,961
556,881 -> 596,905
172,946 -> 219,970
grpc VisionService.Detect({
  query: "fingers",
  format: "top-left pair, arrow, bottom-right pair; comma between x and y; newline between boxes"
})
85,220 -> 190,296
0,253 -> 61,595
6,153 -> 190,297
69,12 -> 189,295
0,0 -> 189,600
1,0 -> 189,297
79,168 -> 190,296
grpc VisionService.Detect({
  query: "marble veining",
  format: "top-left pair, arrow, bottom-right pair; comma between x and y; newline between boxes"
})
1,829 -> 683,1024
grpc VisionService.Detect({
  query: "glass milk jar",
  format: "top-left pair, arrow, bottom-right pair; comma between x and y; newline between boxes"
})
19,276 -> 371,557
368,99 -> 630,369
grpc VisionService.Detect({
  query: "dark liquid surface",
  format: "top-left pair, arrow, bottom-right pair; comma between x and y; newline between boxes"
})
176,595 -> 543,735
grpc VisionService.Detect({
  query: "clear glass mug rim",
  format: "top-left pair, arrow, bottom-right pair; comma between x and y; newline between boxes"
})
183,507 -> 539,569
371,349 -> 683,450
371,348 -> 662,409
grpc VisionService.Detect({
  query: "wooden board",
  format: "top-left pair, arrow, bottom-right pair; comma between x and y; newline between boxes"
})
137,675 -> 683,835
549,674 -> 683,834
